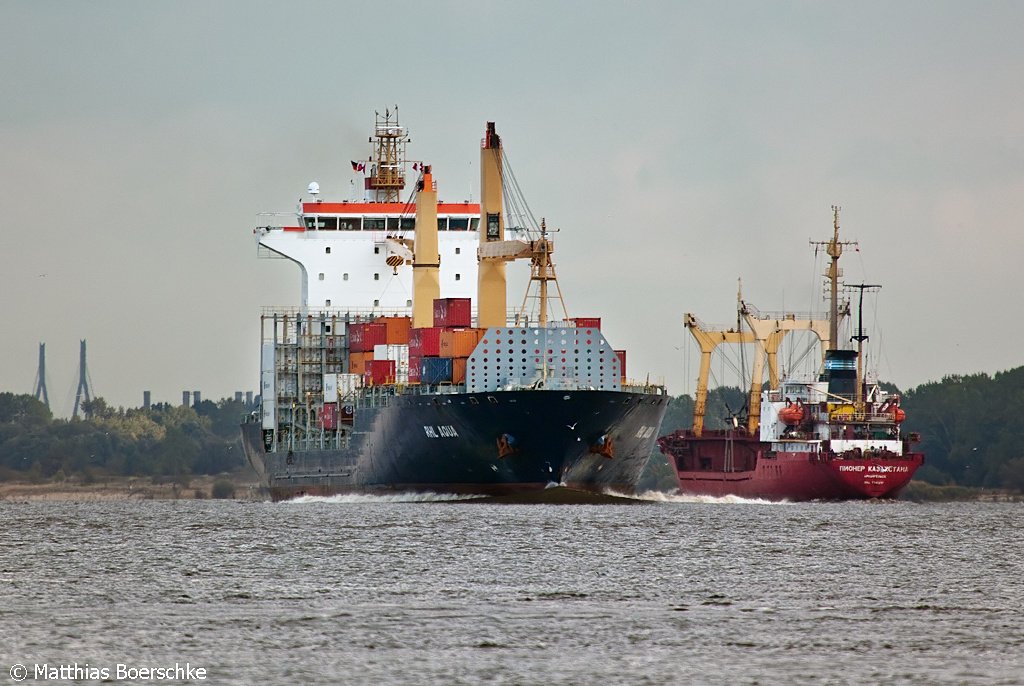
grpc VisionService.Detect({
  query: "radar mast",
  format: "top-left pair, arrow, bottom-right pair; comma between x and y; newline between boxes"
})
366,107 -> 408,202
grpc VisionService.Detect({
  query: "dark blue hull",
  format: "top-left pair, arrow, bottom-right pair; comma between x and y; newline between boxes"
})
242,389 -> 668,500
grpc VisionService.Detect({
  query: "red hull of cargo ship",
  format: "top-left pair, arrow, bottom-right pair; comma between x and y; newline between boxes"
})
659,430 -> 924,501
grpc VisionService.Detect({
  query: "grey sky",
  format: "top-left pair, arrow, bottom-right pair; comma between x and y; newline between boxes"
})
2,1 -> 1022,415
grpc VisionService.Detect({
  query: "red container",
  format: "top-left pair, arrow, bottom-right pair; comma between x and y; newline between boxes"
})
433,297 -> 472,327
408,354 -> 423,384
410,327 -> 442,357
320,402 -> 338,430
364,359 -> 396,386
376,316 -> 411,344
350,322 -> 387,352
452,357 -> 468,384
572,317 -> 602,330
440,328 -> 485,358
614,350 -> 626,381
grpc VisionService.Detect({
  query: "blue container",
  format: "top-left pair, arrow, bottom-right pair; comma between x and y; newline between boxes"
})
421,357 -> 453,384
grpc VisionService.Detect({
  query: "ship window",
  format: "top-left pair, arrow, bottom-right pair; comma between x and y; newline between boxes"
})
365,218 -> 386,231
374,246 -> 380,254
455,274 -> 461,281
304,216 -> 337,230
343,273 -> 349,281
470,217 -> 480,232
325,247 -> 331,254
399,218 -> 415,231
449,218 -> 469,231
318,273 -> 325,281
437,218 -> 448,231
374,273 -> 380,281
339,218 -> 361,231
373,299 -> 380,307
326,299 -> 331,306
455,247 -> 461,255
406,299 -> 412,307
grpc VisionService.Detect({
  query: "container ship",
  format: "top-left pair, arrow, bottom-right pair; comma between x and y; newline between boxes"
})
657,208 -> 924,501
242,109 -> 668,500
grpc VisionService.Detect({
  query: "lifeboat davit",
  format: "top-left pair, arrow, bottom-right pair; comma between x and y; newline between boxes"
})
880,397 -> 907,423
779,402 -> 804,425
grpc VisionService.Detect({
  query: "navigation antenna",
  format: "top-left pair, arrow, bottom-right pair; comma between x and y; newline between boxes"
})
365,106 -> 408,203
810,205 -> 857,351
72,339 -> 94,419
33,342 -> 50,410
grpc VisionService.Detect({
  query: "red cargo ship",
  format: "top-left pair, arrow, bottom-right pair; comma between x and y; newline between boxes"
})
657,207 -> 924,501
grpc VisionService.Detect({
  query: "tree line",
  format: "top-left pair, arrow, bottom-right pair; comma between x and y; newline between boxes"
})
0,393 -> 250,482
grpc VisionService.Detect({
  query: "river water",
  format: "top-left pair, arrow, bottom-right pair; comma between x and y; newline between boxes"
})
1,495 -> 1021,685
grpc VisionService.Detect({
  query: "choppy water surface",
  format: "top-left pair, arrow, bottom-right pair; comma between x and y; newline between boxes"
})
2,496 -> 1022,685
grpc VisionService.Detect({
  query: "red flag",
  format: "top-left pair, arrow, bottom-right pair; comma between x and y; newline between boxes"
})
351,160 -> 366,172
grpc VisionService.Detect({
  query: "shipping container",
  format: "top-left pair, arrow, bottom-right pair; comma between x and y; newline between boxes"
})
452,357 -> 468,384
409,327 -> 442,357
364,359 -> 397,386
433,297 -> 472,327
571,317 -> 602,330
320,402 -> 338,430
349,321 -> 387,352
375,315 -> 411,344
373,344 -> 410,362
614,350 -> 626,381
348,351 -> 373,376
323,374 -> 339,402
422,357 -> 453,384
439,327 -> 485,358
338,373 -> 363,395
408,354 -> 423,384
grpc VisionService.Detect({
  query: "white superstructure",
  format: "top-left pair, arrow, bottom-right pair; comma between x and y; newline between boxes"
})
256,199 -> 480,311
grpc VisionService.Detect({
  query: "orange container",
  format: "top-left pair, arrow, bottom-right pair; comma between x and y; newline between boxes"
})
376,316 -> 411,344
440,328 -> 485,358
452,357 -> 468,384
348,351 -> 373,376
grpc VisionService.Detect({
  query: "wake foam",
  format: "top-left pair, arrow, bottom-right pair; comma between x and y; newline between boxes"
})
282,492 -> 485,504
609,490 -> 790,505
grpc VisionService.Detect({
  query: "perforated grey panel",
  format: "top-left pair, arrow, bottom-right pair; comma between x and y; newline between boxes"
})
467,323 -> 621,392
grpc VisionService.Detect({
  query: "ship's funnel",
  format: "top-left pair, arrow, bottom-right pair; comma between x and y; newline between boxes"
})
477,122 -> 507,328
413,166 -> 440,328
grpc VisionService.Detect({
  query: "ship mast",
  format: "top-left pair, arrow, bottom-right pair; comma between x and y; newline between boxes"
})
366,107 -> 408,203
810,206 -> 857,351
515,219 -> 567,327
849,283 -> 881,411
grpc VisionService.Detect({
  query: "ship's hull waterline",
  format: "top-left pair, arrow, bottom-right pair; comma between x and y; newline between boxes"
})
244,389 -> 668,501
659,430 -> 924,501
